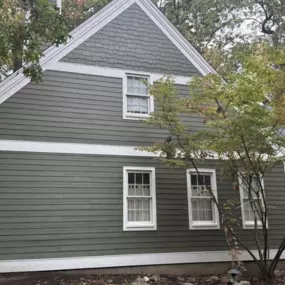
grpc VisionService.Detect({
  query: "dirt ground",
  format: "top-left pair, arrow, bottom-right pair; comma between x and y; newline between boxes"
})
0,273 -> 285,285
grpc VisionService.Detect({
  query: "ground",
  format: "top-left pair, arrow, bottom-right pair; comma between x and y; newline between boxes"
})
0,273 -> 285,285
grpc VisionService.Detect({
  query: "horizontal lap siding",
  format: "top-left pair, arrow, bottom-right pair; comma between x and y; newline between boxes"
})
0,71 -> 205,145
62,3 -> 200,77
0,152 -> 284,260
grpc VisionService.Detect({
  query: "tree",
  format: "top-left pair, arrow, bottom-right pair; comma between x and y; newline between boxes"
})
63,0 -> 109,28
0,0 -> 70,82
60,0 -> 285,69
155,0 -> 285,52
141,44 -> 285,283
0,0 -> 115,82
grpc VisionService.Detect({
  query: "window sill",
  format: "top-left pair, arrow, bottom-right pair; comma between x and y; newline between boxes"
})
243,221 -> 264,229
123,114 -> 151,121
123,223 -> 157,231
190,222 -> 220,230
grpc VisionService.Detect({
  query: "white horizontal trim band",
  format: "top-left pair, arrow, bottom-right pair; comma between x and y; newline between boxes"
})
49,62 -> 191,85
0,250 -> 284,273
0,140 -> 230,159
0,140 -> 157,157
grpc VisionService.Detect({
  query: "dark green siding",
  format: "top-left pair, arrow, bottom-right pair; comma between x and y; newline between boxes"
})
0,152 -> 284,260
0,71 -> 204,145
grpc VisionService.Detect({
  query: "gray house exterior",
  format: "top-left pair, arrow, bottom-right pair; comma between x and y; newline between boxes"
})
0,0 -> 284,273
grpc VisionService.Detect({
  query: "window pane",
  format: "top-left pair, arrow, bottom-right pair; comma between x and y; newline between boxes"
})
127,95 -> 149,114
191,174 -> 197,185
141,84 -> 148,95
136,173 -> 143,184
191,174 -> 211,197
128,184 -> 135,196
143,173 -> 150,184
141,105 -> 149,114
252,176 -> 261,188
128,210 -> 135,221
128,172 -> 151,196
134,97 -> 141,114
127,96 -> 135,113
198,175 -> 204,185
244,199 -> 260,222
191,185 -> 211,197
142,173 -> 150,196
135,173 -> 143,195
127,198 -> 151,222
141,97 -> 149,114
128,199 -> 135,210
127,77 -> 133,93
135,184 -> 143,196
142,185 -> 150,196
242,176 -> 259,199
143,210 -> 150,221
133,77 -> 140,94
192,198 -> 213,221
128,173 -> 134,184
204,175 -> 211,186
127,76 -> 148,95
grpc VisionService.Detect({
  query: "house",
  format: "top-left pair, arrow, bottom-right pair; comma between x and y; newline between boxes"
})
0,0 -> 284,273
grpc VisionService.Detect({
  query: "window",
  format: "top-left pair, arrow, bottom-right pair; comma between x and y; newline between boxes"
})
238,173 -> 265,229
123,74 -> 154,119
187,169 -> 220,229
123,167 -> 157,231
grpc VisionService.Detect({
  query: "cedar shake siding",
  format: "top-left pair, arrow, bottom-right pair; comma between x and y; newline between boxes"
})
62,3 -> 201,77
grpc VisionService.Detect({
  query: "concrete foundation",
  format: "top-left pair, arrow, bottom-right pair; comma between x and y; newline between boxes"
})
0,260 -> 284,283
48,260 -> 285,277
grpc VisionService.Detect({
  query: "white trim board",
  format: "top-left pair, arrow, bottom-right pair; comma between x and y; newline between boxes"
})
50,62 -> 191,85
0,250 -> 284,273
123,166 -> 157,231
0,0 -> 216,105
0,140 -> 157,157
0,140 -> 229,159
186,168 -> 220,230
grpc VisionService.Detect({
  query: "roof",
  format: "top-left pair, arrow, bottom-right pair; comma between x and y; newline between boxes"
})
0,0 -> 217,105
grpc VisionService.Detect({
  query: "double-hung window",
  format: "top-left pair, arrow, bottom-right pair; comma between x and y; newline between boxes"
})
238,173 -> 265,229
123,167 -> 157,231
124,74 -> 153,119
187,169 -> 220,229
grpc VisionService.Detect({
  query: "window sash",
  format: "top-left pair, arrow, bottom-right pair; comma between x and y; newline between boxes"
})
191,197 -> 214,222
127,76 -> 148,96
243,198 -> 261,223
126,95 -> 149,115
127,197 -> 152,222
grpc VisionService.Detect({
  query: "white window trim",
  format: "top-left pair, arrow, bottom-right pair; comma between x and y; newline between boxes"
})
186,168 -> 220,230
238,172 -> 266,229
123,73 -> 154,120
123,166 -> 157,231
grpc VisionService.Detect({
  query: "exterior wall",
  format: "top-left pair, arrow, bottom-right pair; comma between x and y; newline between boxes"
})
0,151 -> 284,261
62,3 -> 200,77
0,0 -> 284,270
0,70 -> 205,145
